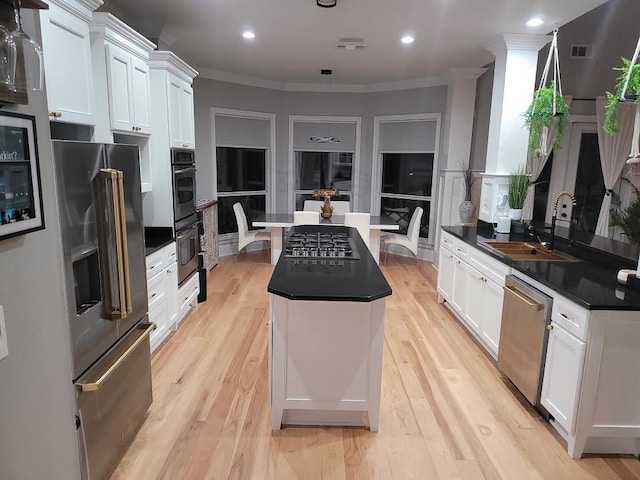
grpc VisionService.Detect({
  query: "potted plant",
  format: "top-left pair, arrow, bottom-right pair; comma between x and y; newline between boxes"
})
523,82 -> 570,156
507,166 -> 529,220
604,56 -> 640,135
611,185 -> 640,245
458,163 -> 478,224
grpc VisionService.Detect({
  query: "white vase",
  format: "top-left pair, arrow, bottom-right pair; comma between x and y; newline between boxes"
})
458,200 -> 475,224
508,208 -> 523,221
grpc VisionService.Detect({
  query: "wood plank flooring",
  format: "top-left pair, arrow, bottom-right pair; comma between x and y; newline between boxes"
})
112,252 -> 640,480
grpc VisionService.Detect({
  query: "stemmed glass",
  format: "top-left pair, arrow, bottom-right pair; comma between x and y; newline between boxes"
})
0,24 -> 16,89
11,0 -> 43,92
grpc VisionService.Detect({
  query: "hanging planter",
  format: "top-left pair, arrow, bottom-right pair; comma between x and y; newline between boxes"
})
604,33 -> 640,163
523,29 -> 570,157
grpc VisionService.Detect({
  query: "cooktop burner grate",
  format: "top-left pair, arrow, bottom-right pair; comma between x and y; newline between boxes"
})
284,232 -> 360,259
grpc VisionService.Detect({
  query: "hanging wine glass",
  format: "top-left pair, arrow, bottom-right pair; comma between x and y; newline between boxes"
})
11,0 -> 43,92
0,24 -> 16,90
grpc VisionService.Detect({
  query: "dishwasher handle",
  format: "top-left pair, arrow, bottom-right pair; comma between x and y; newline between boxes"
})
504,285 -> 543,311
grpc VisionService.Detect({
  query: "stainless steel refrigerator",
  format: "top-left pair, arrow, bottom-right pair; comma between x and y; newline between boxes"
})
52,140 -> 153,480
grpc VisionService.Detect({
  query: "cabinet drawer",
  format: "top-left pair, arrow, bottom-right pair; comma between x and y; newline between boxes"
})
179,272 -> 199,312
164,242 -> 177,264
147,271 -> 166,309
552,297 -> 589,341
452,238 -> 469,259
468,246 -> 510,286
146,250 -> 164,279
440,230 -> 455,252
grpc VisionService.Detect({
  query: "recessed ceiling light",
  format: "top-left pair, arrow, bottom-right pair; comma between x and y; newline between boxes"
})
242,31 -> 255,39
401,35 -> 415,44
526,17 -> 543,27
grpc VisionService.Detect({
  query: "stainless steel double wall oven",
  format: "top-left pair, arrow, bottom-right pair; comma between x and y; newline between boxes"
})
171,148 -> 199,284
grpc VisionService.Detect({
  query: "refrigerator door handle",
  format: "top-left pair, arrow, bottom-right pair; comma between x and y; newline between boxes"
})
94,168 -> 133,319
75,322 -> 156,392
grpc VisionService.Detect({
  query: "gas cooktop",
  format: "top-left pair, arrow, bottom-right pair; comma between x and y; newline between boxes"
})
284,231 -> 360,259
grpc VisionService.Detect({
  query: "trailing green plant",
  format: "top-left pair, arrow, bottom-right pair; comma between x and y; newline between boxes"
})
523,82 -> 570,155
507,166 -> 529,210
604,57 -> 640,134
611,183 -> 640,245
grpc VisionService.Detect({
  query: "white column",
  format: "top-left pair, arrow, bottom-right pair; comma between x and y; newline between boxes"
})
478,34 -> 550,222
437,68 -> 486,230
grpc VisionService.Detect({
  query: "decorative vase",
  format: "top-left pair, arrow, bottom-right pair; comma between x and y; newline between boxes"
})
458,200 -> 475,224
509,208 -> 523,221
321,196 -> 333,219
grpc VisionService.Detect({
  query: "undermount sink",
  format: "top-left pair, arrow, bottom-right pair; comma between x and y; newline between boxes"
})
483,241 -> 580,262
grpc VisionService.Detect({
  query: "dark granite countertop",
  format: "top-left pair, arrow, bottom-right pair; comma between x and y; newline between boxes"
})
267,225 -> 392,302
144,226 -> 174,256
443,225 -> 640,311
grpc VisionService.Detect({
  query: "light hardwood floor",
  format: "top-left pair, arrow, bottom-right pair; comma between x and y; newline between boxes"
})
112,252 -> 640,480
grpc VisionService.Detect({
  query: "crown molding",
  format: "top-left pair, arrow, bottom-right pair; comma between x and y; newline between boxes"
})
148,51 -> 199,82
197,67 -> 448,93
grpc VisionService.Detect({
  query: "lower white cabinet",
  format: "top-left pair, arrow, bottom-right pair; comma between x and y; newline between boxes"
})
177,271 -> 199,328
541,321 -> 586,434
437,230 -> 508,358
146,242 -> 178,352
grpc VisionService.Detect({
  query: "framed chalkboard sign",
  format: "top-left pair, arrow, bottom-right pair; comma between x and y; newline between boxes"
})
0,111 -> 44,240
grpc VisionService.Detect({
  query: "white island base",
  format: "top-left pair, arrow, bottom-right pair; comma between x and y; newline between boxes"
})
269,296 -> 386,431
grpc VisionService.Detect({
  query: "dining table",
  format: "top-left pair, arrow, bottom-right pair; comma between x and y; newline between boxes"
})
252,213 -> 400,265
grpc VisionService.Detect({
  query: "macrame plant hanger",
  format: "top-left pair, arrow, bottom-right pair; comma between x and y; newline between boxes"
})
533,28 -> 562,157
620,33 -> 640,164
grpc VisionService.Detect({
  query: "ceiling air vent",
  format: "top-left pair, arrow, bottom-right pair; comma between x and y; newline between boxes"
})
570,44 -> 593,59
337,37 -> 366,50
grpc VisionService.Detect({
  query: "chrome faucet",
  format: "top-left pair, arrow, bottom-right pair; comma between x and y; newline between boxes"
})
550,191 -> 577,251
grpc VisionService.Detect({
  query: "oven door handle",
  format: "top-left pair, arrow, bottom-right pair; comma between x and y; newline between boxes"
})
504,285 -> 543,311
75,323 -> 156,392
173,167 -> 196,175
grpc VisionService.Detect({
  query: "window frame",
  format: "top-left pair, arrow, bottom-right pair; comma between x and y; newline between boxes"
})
371,113 -> 441,245
288,115 -> 361,212
212,108 -> 276,237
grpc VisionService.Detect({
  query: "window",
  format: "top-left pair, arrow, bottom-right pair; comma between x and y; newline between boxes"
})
290,116 -> 360,211
213,110 -> 274,235
373,115 -> 440,242
216,147 -> 266,234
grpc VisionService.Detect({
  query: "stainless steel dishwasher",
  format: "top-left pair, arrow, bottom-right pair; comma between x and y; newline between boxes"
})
497,275 -> 553,406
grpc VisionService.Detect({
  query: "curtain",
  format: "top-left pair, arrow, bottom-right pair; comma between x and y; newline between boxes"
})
595,96 -> 635,236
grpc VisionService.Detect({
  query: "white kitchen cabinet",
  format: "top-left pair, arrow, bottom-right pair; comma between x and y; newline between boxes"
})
90,12 -> 155,136
177,271 -> 199,328
145,242 -> 177,352
40,0 -> 101,125
541,321 -> 586,434
168,76 -> 195,149
437,228 -> 509,359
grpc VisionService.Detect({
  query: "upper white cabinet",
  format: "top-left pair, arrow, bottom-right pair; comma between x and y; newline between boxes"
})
40,0 -> 103,125
148,51 -> 198,149
89,12 -> 156,136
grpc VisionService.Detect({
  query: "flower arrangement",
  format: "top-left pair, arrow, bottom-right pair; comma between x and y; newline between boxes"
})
507,166 -> 529,210
313,188 -> 340,218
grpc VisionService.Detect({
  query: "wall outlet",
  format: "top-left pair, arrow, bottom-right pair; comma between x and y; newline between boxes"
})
0,305 -> 8,361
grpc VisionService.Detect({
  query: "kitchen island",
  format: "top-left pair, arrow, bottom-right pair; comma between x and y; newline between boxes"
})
267,225 -> 392,431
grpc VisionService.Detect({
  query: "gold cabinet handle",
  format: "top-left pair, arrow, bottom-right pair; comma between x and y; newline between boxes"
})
547,324 -> 553,331
48,111 -> 62,118
182,143 -> 189,147
75,323 -> 156,392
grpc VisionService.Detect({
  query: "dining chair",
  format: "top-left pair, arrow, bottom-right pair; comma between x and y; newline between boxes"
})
303,200 -> 324,212
233,202 -> 271,257
380,206 -> 423,263
331,201 -> 351,215
294,210 -> 320,225
344,212 -> 370,249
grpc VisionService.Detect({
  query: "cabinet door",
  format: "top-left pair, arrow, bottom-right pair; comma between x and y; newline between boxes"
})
131,56 -> 152,134
481,277 -> 503,355
437,249 -> 455,302
179,84 -> 195,148
167,76 -> 183,147
541,323 -> 586,434
105,43 -> 134,131
464,266 -> 484,335
450,257 -> 470,315
41,6 -> 95,125
166,262 -> 179,330
149,298 -> 168,353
